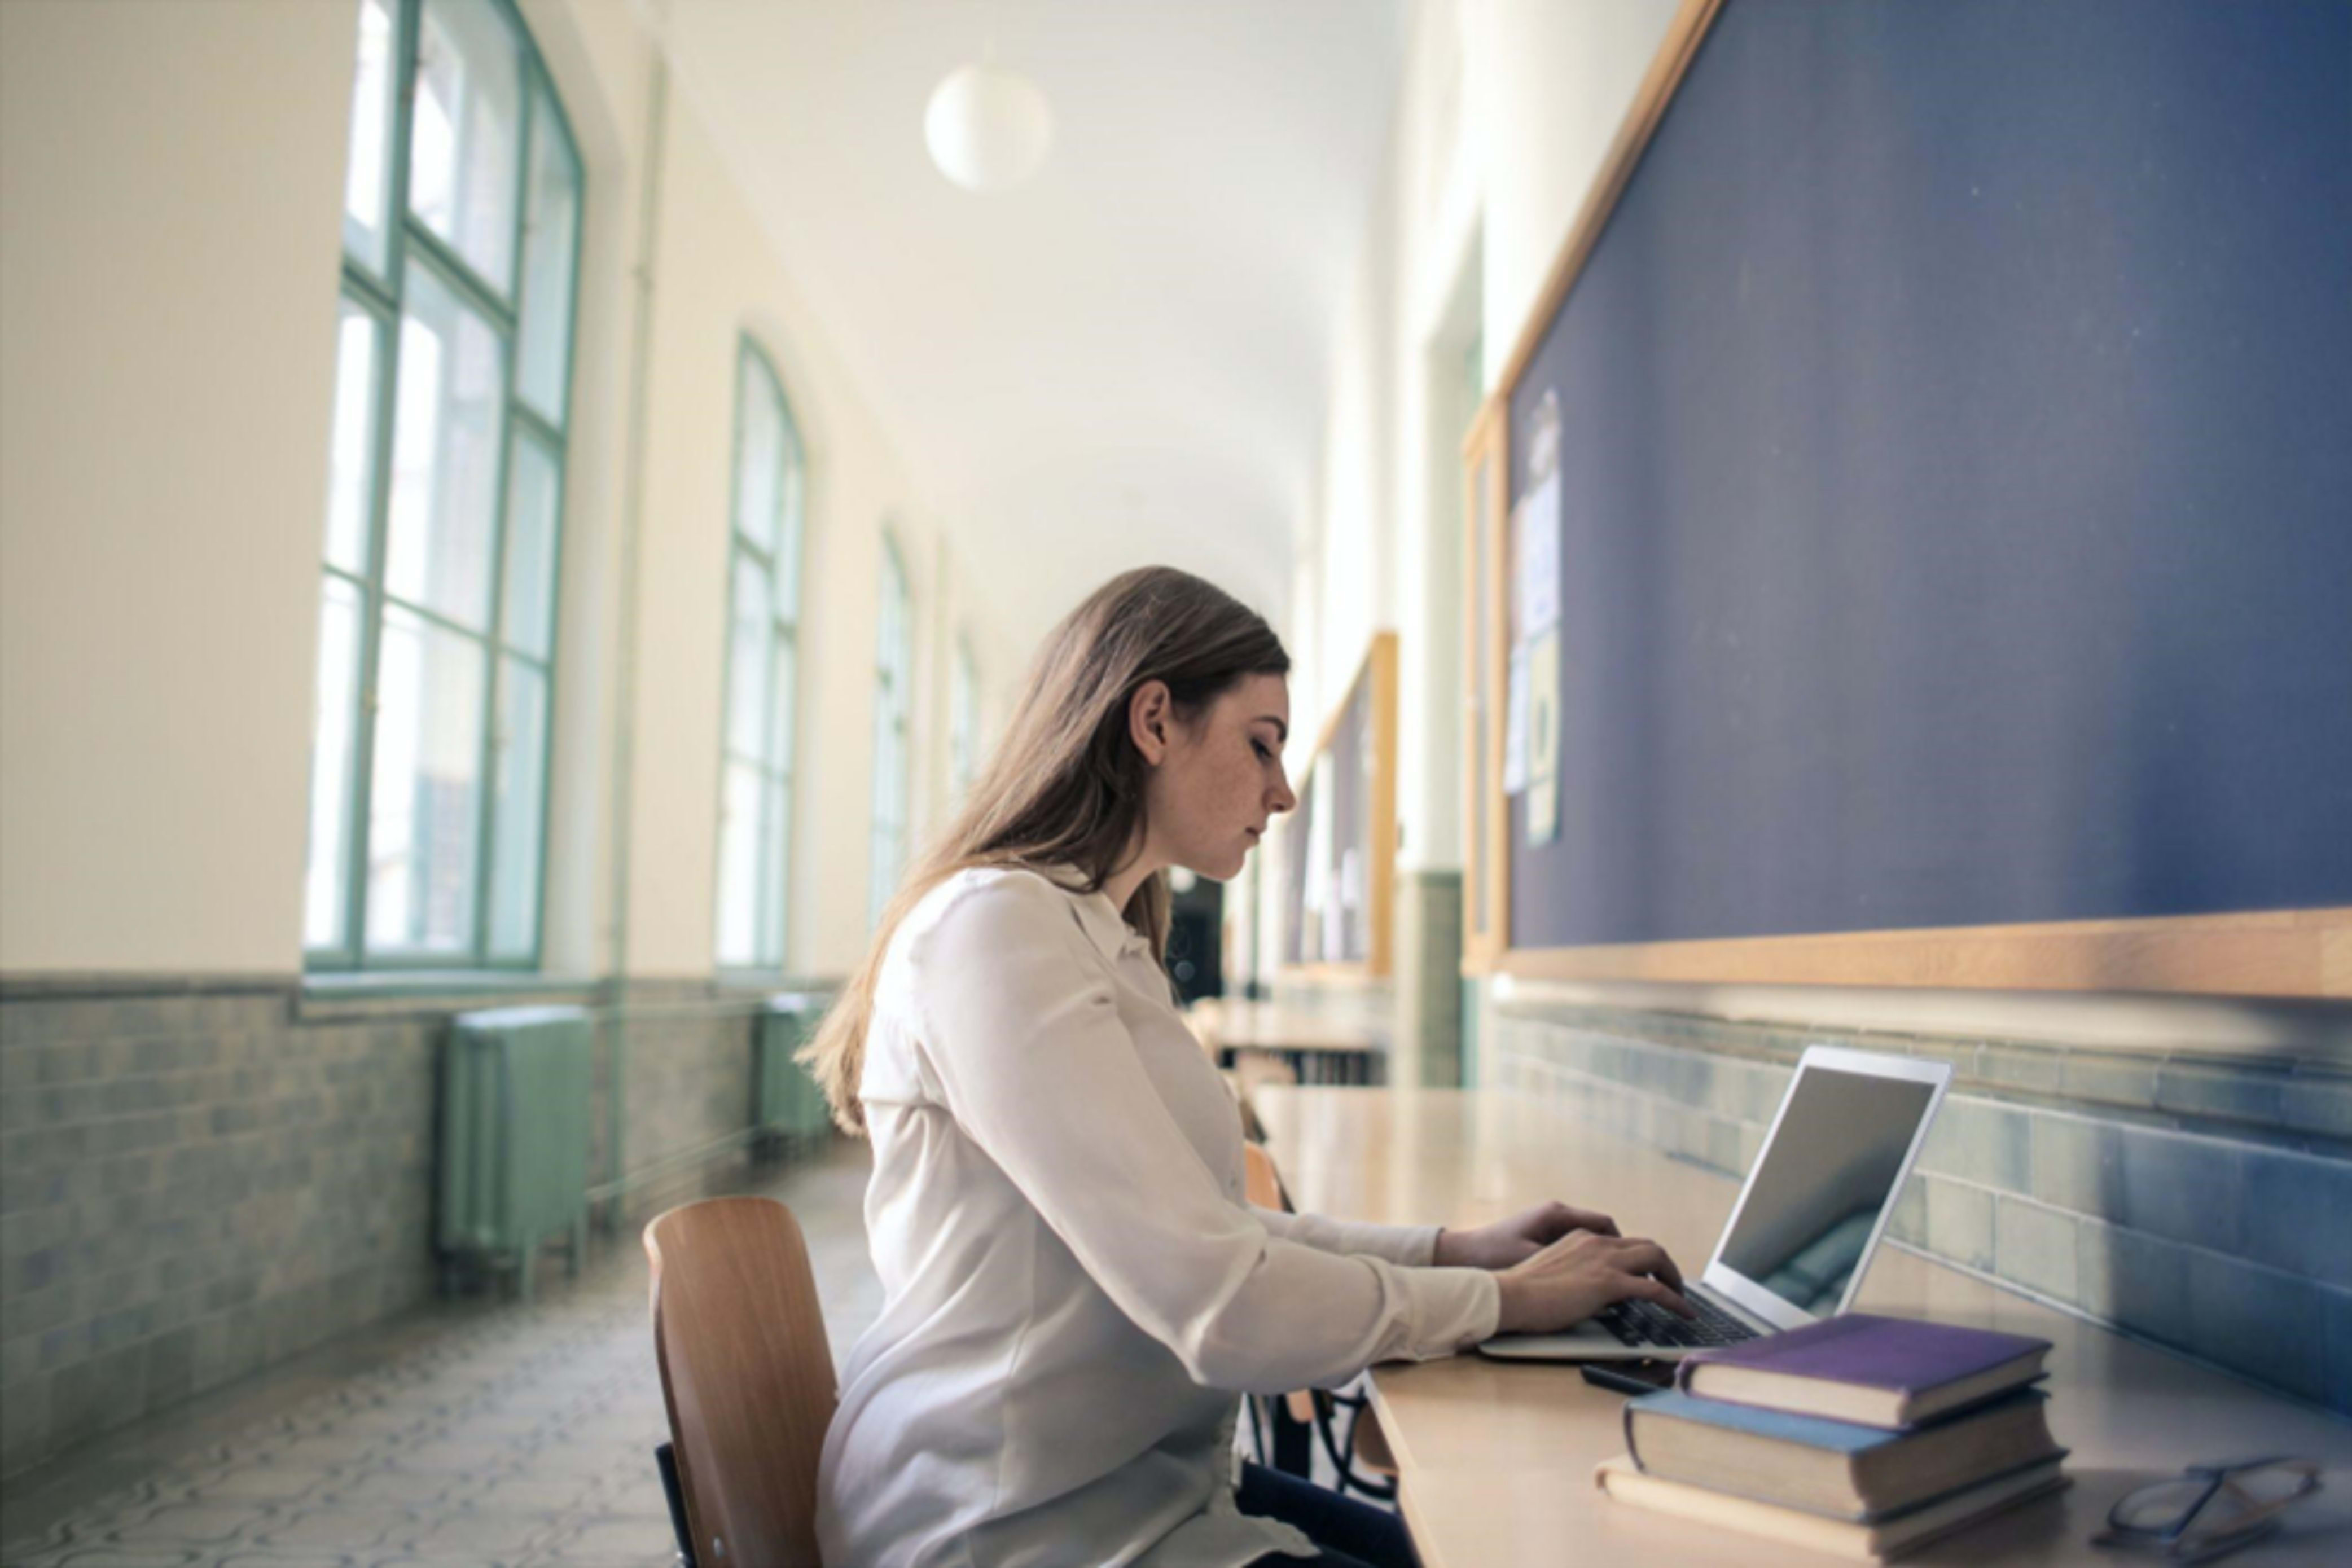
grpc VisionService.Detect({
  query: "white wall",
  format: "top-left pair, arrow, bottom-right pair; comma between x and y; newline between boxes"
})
0,0 -> 1009,983
1282,0 -> 1681,877
1472,0 -> 1684,395
0,0 -> 353,974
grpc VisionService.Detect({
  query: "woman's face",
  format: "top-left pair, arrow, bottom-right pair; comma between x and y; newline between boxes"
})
1139,673 -> 1297,881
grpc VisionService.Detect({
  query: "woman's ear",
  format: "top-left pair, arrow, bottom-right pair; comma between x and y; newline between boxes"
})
1129,680 -> 1174,765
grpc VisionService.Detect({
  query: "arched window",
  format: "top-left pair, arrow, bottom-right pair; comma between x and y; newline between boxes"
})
870,538 -> 914,928
715,341 -> 807,972
305,0 -> 582,970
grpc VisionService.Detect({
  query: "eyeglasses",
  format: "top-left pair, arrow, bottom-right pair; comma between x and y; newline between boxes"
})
2092,1457 -> 2321,1562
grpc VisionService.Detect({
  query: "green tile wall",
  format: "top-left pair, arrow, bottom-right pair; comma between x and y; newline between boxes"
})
1482,992 -> 2352,1415
0,976 -> 824,1477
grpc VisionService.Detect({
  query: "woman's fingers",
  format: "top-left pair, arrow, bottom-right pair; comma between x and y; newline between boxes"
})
1563,1204 -> 1620,1238
1615,1271 -> 1697,1319
1606,1237 -> 1686,1293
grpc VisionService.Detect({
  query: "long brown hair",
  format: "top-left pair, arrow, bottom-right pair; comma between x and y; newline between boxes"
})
800,566 -> 1289,1133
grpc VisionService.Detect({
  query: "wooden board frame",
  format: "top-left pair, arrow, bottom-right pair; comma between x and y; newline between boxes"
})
1460,399 -> 1510,976
1280,632 -> 1401,980
1458,0 -> 2351,999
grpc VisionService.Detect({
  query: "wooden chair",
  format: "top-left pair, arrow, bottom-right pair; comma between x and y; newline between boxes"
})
646,1197 -> 838,1567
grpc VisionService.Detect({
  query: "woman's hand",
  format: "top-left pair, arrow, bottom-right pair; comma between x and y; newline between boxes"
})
1491,1231 -> 1694,1334
1432,1200 -> 1622,1271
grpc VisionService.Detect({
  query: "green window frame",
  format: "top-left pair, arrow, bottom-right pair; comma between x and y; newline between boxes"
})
870,537 -> 914,929
714,340 -> 806,974
304,0 -> 584,972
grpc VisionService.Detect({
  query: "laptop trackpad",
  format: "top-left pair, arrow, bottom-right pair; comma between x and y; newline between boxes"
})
1476,1320 -> 1687,1363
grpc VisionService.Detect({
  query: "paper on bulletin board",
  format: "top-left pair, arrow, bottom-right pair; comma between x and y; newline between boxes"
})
1525,628 -> 1560,845
1502,641 -> 1530,794
1515,471 -> 1561,638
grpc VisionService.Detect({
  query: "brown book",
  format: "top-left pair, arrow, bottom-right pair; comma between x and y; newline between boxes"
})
1595,1453 -> 2070,1562
1625,1388 -> 2061,1518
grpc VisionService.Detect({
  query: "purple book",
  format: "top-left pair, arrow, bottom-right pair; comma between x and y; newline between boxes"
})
1677,1313 -> 2053,1430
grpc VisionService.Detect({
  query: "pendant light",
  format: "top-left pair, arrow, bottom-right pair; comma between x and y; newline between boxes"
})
924,43 -> 1054,193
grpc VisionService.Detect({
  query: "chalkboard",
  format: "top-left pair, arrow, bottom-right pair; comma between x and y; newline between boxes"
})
1480,0 -> 2352,995
1280,634 -> 1397,973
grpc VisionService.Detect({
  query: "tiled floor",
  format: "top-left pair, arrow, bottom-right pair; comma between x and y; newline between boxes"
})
0,1145 -> 883,1568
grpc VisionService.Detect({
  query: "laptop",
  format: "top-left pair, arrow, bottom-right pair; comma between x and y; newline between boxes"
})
1480,1045 -> 1951,1362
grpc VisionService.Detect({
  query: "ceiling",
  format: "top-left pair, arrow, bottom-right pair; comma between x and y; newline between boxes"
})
656,0 -> 1410,651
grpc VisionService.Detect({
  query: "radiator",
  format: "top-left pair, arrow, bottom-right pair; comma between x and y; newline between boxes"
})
756,993 -> 834,1147
437,1004 -> 594,1299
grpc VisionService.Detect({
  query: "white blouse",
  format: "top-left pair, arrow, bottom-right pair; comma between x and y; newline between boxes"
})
815,867 -> 1501,1568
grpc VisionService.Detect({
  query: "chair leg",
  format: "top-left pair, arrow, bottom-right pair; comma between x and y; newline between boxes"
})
655,1442 -> 699,1567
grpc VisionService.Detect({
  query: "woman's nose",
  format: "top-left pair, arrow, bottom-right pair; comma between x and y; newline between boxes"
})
1270,775 -> 1297,814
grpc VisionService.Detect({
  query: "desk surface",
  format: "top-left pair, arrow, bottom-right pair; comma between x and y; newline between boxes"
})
1185,1000 -> 1380,1055
1252,1087 -> 2352,1567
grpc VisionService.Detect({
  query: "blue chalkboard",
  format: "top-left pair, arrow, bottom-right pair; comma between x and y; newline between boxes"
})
1507,0 -> 2352,951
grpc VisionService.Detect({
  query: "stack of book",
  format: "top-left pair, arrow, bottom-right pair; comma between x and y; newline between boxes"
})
1595,1314 -> 2069,1562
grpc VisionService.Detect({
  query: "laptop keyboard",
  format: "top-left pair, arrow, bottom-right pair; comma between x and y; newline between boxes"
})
1596,1293 -> 1761,1350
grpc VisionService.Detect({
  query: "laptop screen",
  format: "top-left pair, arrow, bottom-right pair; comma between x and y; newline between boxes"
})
1712,1062 -> 1939,1317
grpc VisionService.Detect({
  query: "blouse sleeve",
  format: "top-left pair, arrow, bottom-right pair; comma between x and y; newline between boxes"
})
907,873 -> 1499,1394
1250,1205 -> 1442,1268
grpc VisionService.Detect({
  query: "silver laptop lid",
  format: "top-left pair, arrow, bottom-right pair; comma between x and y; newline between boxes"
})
1699,1046 -> 1951,1333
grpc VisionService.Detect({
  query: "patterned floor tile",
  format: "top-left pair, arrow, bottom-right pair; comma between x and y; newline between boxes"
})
3,1152 -> 876,1568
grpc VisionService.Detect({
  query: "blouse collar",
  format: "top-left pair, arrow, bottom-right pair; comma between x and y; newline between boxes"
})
1037,864 -> 1153,963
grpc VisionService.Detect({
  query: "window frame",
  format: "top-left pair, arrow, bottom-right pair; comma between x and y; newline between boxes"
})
869,534 -> 914,929
305,0 -> 585,974
713,337 -> 807,979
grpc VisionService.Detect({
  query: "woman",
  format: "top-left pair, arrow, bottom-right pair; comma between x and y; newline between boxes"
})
808,567 -> 1691,1568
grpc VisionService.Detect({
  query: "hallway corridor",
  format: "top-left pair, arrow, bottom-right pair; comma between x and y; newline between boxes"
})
0,1148 -> 880,1567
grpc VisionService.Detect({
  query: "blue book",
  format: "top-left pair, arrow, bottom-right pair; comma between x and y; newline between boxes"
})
1623,1387 -> 2063,1521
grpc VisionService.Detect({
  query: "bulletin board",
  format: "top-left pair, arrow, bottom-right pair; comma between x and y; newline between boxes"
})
1460,0 -> 2352,996
1280,633 -> 1399,977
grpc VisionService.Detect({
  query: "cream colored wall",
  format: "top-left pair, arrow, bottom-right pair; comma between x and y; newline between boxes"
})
1282,0 -> 1681,881
0,0 -> 1003,983
0,0 -> 353,975
617,89 -> 945,981
1472,0 -> 1683,393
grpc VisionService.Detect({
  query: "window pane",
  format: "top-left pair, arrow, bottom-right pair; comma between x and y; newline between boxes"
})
385,263 -> 505,630
501,427 -> 559,656
715,758 -> 763,968
515,85 -> 580,423
304,576 -> 366,950
324,299 -> 383,574
410,0 -> 523,292
341,0 -> 400,273
778,447 -> 805,618
367,604 -> 486,955
727,554 -> 772,759
486,656 -> 546,959
769,633 -> 797,776
734,355 -> 783,554
762,775 -> 791,964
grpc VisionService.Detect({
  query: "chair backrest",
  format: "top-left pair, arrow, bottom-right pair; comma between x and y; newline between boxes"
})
646,1197 -> 837,1567
1242,1140 -> 1288,1213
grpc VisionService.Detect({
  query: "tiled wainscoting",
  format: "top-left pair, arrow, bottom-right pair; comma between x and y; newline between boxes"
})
1392,871 -> 1464,1089
0,976 -> 832,1477
1480,988 -> 2352,1415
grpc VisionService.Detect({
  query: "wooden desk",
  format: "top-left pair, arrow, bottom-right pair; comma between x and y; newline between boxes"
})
1253,1087 -> 2352,1567
1186,1001 -> 1383,1084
